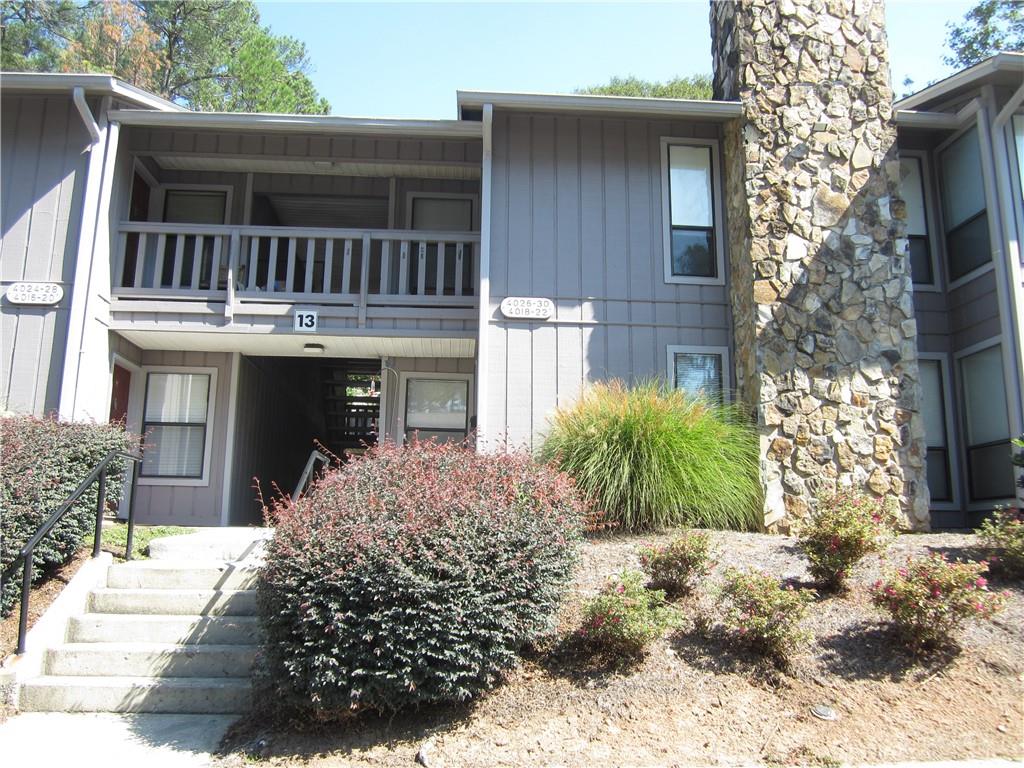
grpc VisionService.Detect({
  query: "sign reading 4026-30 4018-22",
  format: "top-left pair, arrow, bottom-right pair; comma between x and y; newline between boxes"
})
499,296 -> 554,320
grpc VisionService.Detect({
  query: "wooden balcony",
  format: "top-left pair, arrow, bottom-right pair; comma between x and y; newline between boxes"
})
111,223 -> 480,328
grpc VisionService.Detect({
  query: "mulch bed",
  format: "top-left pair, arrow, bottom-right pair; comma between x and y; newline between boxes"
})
219,531 -> 1023,767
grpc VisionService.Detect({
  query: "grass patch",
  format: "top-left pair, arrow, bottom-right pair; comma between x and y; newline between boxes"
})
541,380 -> 762,531
92,523 -> 194,561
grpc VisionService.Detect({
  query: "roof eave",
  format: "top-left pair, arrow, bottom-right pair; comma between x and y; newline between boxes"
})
894,52 -> 1024,112
0,72 -> 185,111
456,90 -> 743,120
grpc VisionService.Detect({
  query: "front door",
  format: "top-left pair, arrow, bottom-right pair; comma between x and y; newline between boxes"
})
109,364 -> 132,423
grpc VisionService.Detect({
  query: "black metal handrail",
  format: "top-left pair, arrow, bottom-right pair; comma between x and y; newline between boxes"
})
292,448 -> 331,500
1,450 -> 142,655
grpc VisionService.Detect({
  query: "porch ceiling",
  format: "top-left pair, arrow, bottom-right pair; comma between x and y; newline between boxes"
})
115,330 -> 475,359
151,154 -> 481,180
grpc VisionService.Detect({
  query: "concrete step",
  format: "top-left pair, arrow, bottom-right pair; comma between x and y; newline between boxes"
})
148,528 -> 271,562
45,643 -> 258,678
18,675 -> 252,713
88,588 -> 258,616
106,561 -> 259,591
68,614 -> 261,645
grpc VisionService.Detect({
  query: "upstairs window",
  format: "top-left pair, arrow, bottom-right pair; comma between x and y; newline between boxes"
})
899,156 -> 936,286
661,140 -> 721,283
939,128 -> 991,283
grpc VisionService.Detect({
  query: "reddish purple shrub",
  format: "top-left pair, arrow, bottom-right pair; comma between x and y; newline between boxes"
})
257,440 -> 586,714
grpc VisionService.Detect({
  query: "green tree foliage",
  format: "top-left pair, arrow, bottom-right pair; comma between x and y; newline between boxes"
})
945,0 -> 1024,68
576,74 -> 713,100
1,0 -> 82,71
0,0 -> 330,114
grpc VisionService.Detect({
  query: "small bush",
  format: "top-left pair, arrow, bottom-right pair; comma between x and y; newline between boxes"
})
1,415 -> 136,617
257,440 -> 586,714
638,530 -> 715,597
795,491 -> 899,590
577,570 -> 678,657
978,506 -> 1024,578
870,554 -> 1007,650
541,381 -> 761,531
718,568 -> 814,661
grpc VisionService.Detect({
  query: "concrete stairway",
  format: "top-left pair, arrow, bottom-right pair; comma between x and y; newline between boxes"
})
18,532 -> 266,714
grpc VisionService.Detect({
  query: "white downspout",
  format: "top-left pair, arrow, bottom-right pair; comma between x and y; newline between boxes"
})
72,86 -> 101,144
475,103 -> 494,450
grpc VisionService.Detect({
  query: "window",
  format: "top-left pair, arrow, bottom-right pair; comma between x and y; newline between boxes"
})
959,344 -> 1014,501
661,140 -> 721,283
141,372 -> 212,479
667,345 -> 727,402
409,195 -> 474,232
1014,114 -> 1024,204
899,156 -> 935,286
939,128 -> 991,282
163,189 -> 227,225
403,377 -> 469,443
919,359 -> 952,502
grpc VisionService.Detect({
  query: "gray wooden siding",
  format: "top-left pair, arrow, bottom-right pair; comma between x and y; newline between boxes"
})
948,269 -> 1002,352
484,111 -> 730,449
109,331 -> 143,365
133,350 -> 232,526
382,356 -> 476,441
227,355 -> 323,525
1,94 -> 94,414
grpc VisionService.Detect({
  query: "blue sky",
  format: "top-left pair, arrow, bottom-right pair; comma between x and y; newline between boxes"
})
255,0 -> 978,118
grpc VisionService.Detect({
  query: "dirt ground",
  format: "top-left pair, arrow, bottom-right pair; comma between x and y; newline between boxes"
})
219,531 -> 1023,767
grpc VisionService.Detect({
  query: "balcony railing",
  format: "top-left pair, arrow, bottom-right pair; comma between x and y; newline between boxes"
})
112,223 -> 480,316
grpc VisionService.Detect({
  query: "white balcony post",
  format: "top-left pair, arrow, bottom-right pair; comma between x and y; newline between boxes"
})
358,232 -> 371,327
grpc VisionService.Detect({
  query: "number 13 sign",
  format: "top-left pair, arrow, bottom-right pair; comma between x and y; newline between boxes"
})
293,310 -> 318,333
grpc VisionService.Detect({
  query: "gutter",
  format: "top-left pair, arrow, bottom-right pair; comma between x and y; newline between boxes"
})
71,87 -> 101,145
456,90 -> 743,120
107,109 -> 483,139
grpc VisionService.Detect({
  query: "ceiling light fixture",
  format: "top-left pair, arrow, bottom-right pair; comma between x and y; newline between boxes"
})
303,343 -> 325,355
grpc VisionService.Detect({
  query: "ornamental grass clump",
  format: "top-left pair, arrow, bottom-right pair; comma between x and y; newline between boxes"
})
718,568 -> 814,663
795,490 -> 899,591
541,380 -> 761,531
638,530 -> 716,597
257,440 -> 586,715
870,554 -> 1007,650
978,506 -> 1024,578
577,570 -> 678,657
1,415 -> 137,616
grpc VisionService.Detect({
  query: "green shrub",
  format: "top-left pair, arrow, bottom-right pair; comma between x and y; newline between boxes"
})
638,530 -> 715,597
577,570 -> 678,657
257,440 -> 586,714
870,554 -> 1007,650
1,415 -> 136,616
718,568 -> 814,662
795,491 -> 899,590
541,380 -> 761,531
978,506 -> 1024,578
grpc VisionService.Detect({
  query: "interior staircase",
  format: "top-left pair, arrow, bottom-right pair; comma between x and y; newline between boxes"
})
17,531 -> 265,714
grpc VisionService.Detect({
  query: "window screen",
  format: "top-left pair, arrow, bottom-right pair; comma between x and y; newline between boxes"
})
411,197 -> 473,232
667,144 -> 716,278
404,378 -> 469,442
959,346 -> 1014,500
164,190 -> 227,225
899,157 -> 933,285
1015,115 -> 1024,203
919,360 -> 951,502
672,351 -> 723,401
940,129 -> 991,281
141,373 -> 211,478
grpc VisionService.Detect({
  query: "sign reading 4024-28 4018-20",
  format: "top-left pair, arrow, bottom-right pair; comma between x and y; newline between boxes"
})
499,296 -> 554,320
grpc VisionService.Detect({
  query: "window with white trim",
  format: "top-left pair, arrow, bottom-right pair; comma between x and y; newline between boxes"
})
404,377 -> 469,443
939,127 -> 991,282
662,141 -> 720,282
919,359 -> 952,502
958,344 -> 1014,501
899,156 -> 935,286
141,372 -> 212,479
1014,114 -> 1024,203
668,346 -> 726,402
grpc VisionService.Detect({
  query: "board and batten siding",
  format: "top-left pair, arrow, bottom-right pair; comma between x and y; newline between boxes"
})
132,350 -> 232,526
1,94 -> 95,414
483,111 -> 731,450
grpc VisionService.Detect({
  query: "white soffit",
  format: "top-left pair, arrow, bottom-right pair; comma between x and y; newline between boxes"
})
115,330 -> 476,359
151,154 -> 481,180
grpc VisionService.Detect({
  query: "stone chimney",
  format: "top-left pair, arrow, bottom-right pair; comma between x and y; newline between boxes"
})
710,0 -> 930,530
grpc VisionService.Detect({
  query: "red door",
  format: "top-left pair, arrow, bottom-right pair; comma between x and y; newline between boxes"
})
109,365 -> 131,423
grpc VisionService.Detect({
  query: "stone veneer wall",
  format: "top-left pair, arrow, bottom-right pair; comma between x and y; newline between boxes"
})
710,0 -> 930,530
